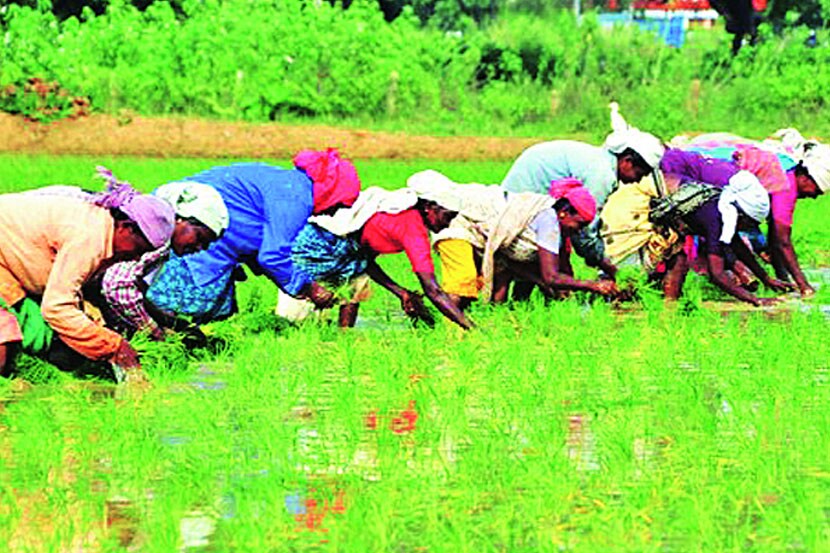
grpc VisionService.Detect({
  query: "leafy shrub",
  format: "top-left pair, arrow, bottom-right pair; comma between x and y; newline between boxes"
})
0,77 -> 90,122
2,1 -> 830,138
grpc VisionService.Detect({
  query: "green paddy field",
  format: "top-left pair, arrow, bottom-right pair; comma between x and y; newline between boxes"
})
0,154 -> 828,552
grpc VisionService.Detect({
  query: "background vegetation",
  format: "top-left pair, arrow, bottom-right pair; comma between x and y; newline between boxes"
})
2,0 -> 830,140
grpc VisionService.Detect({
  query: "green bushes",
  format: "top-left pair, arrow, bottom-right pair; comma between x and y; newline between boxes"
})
2,1 -> 830,138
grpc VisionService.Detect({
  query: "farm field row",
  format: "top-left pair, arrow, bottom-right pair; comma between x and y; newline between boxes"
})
0,154 -> 828,551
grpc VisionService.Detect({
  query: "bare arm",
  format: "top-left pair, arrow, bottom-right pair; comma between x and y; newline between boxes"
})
365,258 -> 408,298
365,260 -> 435,326
706,252 -> 768,306
416,272 -> 473,329
730,236 -> 795,294
537,249 -> 618,296
768,220 -> 814,295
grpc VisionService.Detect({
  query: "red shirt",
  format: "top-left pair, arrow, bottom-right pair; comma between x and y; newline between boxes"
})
360,210 -> 435,273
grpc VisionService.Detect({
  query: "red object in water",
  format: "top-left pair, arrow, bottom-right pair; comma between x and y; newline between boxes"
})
331,490 -> 347,514
391,401 -> 418,434
365,410 -> 378,430
295,498 -> 328,532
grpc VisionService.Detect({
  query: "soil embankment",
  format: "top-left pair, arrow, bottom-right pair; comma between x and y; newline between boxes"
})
0,113 -> 545,160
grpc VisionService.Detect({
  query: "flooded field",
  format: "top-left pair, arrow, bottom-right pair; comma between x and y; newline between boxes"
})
1,156 -> 829,551
1,293 -> 828,551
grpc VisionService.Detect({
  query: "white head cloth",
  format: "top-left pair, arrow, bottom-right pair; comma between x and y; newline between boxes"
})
800,143 -> 830,193
310,186 -> 416,236
154,181 -> 229,236
718,171 -> 770,243
603,102 -> 664,169
406,170 -> 469,212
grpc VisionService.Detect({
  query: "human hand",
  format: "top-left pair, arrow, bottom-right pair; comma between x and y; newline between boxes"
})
111,340 -> 150,387
594,280 -> 620,296
764,278 -> 797,293
799,284 -> 816,298
113,340 -> 141,372
756,296 -> 783,307
400,290 -> 435,327
306,282 -> 336,309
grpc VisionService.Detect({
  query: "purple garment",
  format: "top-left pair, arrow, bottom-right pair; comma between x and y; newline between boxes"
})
680,197 -> 726,256
94,166 -> 176,248
660,149 -> 739,188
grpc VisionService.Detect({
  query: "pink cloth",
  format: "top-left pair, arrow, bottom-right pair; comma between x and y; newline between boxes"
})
733,146 -> 789,194
549,178 -> 597,221
95,167 -> 176,248
360,210 -> 435,274
769,172 -> 799,227
293,149 -> 361,214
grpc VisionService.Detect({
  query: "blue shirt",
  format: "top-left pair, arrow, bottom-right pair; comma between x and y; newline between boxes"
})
182,163 -> 315,295
501,140 -> 618,207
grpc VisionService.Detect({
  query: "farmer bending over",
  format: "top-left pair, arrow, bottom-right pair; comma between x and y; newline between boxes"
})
95,174 -> 229,341
277,185 -> 473,329
501,103 -> 664,282
0,181 -> 175,380
127,150 -> 361,326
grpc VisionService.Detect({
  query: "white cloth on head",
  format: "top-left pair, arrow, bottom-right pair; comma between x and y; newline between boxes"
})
603,101 -> 664,169
604,129 -> 665,170
406,170 -> 471,212
154,181 -> 229,236
718,170 -> 769,244
801,143 -> 830,193
408,170 -> 506,219
309,186 -> 416,236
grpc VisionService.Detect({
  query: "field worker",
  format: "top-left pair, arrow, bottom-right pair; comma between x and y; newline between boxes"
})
672,133 -> 829,297
138,149 -> 361,325
96,175 -> 230,341
650,174 -> 794,306
276,185 -> 473,329
407,171 -> 619,306
501,102 -> 664,277
0,180 -> 175,380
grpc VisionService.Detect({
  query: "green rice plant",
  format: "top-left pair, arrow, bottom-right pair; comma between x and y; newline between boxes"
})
0,155 -> 828,551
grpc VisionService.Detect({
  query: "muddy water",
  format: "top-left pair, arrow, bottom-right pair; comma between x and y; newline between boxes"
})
612,265 -> 830,323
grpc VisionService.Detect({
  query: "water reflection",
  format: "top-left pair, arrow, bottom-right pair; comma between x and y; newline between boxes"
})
565,413 -> 601,472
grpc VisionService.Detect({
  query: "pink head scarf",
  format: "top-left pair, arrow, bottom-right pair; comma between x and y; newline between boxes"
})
94,167 -> 176,248
293,148 -> 361,214
733,145 -> 788,194
549,178 -> 597,222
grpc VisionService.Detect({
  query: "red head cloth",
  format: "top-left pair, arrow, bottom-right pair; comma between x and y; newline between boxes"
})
549,178 -> 597,222
293,148 -> 361,214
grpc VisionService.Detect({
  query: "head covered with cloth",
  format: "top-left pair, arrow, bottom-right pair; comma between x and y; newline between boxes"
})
154,180 -> 230,255
604,102 -> 665,184
93,167 -> 177,253
718,171 -> 770,244
294,148 -> 362,215
0,176 -> 178,379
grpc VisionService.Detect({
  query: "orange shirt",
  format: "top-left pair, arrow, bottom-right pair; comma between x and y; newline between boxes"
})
0,190 -> 123,360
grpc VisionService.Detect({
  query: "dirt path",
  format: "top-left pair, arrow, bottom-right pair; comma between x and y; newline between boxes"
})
0,113 -> 546,161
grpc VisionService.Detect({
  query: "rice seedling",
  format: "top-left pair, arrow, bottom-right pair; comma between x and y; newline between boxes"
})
0,155 -> 827,551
